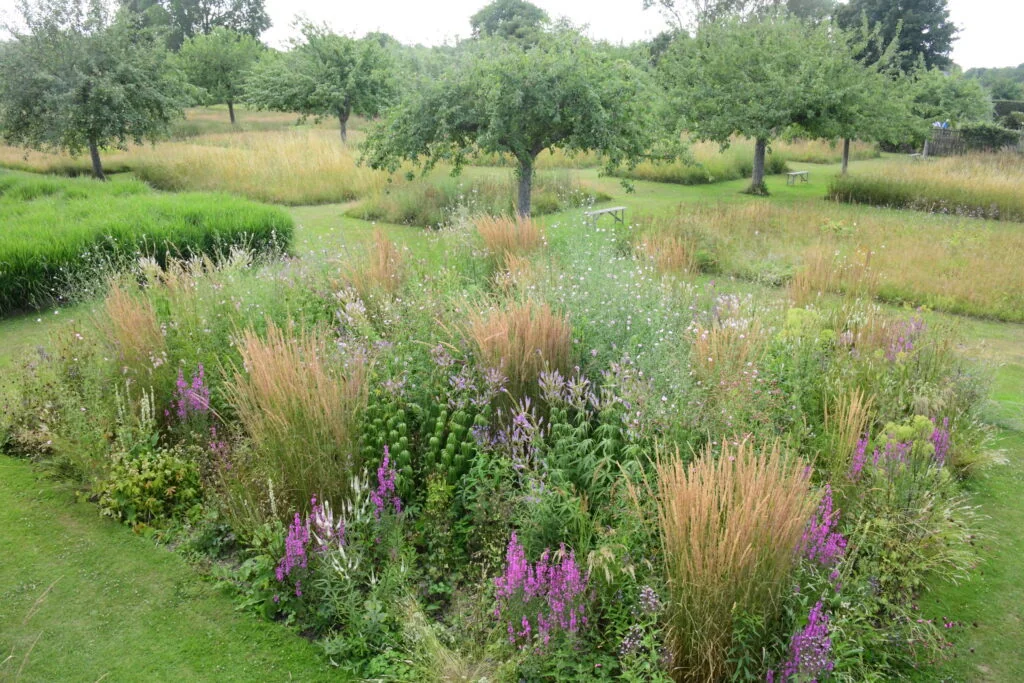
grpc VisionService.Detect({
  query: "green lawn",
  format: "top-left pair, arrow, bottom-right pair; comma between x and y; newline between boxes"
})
1,156 -> 1021,680
0,456 -> 337,682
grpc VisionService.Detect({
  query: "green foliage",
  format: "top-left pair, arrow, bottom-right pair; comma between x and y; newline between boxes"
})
912,67 -> 994,127
470,0 -> 549,43
151,0 -> 271,51
959,122 -> 1022,150
0,172 -> 293,316
0,0 -> 188,178
835,0 -> 958,72
97,445 -> 203,528
245,26 -> 395,141
178,27 -> 263,119
363,30 -> 660,216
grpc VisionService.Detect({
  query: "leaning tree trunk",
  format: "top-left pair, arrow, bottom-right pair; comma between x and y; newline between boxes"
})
841,137 -> 851,175
747,137 -> 768,195
338,109 -> 349,144
228,99 -> 236,124
516,156 -> 535,218
88,139 -> 106,181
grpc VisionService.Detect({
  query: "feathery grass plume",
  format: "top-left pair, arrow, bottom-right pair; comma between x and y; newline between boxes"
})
467,300 -> 572,399
787,246 -> 831,307
96,281 -> 165,374
341,229 -> 407,299
652,441 -> 817,681
821,389 -> 873,478
690,319 -> 764,386
635,232 -> 699,276
475,214 -> 544,264
224,321 -> 367,514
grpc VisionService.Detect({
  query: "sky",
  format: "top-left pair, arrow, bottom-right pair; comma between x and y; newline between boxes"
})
257,0 -> 1023,70
0,0 -> 1020,70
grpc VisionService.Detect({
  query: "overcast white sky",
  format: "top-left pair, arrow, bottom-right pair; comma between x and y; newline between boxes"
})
259,0 -> 1023,70
0,0 -> 1020,69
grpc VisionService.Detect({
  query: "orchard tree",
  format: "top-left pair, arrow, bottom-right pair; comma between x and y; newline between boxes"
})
179,27 -> 262,123
799,25 -> 917,173
245,25 -> 395,143
470,0 -> 549,43
362,32 -> 661,217
0,0 -> 187,180
663,16 -> 840,194
911,66 -> 993,126
836,0 -> 958,72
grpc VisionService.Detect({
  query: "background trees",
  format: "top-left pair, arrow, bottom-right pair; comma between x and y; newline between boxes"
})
835,0 -> 958,72
118,0 -> 270,50
0,0 -> 187,179
363,32 -> 661,216
470,0 -> 549,43
245,26 -> 395,143
178,27 -> 262,123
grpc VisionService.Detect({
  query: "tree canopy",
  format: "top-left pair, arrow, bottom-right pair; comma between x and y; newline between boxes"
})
470,0 -> 549,43
244,25 -> 395,142
363,32 -> 661,217
912,67 -> 993,127
836,0 -> 958,72
178,27 -> 262,123
0,0 -> 188,179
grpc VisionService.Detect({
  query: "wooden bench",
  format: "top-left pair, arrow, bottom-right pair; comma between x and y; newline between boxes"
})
583,206 -> 626,227
786,171 -> 809,186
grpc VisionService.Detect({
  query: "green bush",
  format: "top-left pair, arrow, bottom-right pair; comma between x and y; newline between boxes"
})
959,122 -> 1022,150
992,99 -> 1024,117
97,445 -> 203,528
0,172 -> 293,316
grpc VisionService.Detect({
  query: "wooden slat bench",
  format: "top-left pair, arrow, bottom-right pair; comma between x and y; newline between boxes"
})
583,206 -> 626,227
786,171 -> 809,186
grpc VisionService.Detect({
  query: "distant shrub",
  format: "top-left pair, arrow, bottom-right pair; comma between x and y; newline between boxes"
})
959,122 -> 1021,151
0,172 -> 293,316
348,171 -> 608,227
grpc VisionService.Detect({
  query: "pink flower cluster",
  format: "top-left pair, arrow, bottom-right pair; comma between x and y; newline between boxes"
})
494,533 -> 590,650
370,446 -> 402,520
799,485 -> 847,567
931,418 -> 951,466
768,601 -> 835,682
276,511 -> 310,596
173,363 -> 210,421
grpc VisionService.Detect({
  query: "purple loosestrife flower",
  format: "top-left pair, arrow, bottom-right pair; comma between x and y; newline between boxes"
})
931,418 -> 951,467
779,601 -> 835,682
173,363 -> 210,421
848,436 -> 868,482
371,447 -> 402,520
493,534 -> 590,651
276,512 -> 311,593
800,485 -> 847,567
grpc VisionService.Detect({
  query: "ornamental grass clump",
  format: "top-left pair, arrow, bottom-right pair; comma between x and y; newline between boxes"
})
341,229 -> 407,299
224,321 -> 367,513
475,214 -> 544,265
467,300 -> 572,399
97,282 -> 165,376
653,441 -> 817,682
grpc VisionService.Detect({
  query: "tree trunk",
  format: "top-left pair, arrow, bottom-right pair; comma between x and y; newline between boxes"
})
841,137 -> 850,175
338,110 -> 349,144
88,140 -> 106,181
516,157 -> 534,218
228,99 -> 236,124
747,137 -> 768,195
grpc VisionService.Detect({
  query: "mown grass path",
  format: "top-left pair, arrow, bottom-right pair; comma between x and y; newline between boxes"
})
0,457 -> 335,682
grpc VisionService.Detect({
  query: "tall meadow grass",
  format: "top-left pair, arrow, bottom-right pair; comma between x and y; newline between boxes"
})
647,441 -> 816,681
828,153 -> 1024,222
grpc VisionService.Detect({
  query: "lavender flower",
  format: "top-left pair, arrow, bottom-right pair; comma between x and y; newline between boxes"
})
931,417 -> 951,467
778,601 -> 835,681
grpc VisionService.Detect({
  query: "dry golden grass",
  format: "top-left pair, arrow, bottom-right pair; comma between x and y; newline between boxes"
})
645,202 -> 1024,322
338,229 -> 407,299
636,232 -> 699,275
475,215 -> 544,263
96,283 -> 164,374
224,321 -> 367,512
130,130 -> 387,205
690,320 -> 764,385
467,300 -> 572,397
647,442 -> 816,682
822,389 -> 873,476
